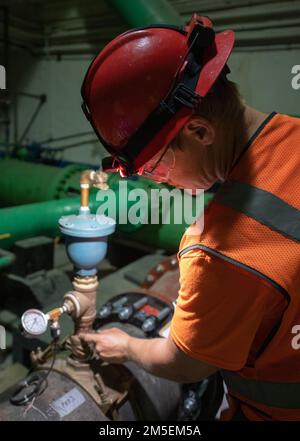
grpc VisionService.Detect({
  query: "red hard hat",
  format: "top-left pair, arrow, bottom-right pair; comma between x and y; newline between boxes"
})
81,14 -> 235,177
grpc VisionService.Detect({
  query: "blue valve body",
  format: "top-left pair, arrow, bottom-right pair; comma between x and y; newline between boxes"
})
59,211 -> 116,276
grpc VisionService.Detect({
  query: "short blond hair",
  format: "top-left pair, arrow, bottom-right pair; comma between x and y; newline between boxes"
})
169,79 -> 244,150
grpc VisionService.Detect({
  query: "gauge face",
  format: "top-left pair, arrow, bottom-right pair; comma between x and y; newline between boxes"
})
21,309 -> 48,336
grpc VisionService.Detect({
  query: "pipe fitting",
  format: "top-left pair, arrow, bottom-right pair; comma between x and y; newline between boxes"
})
64,292 -> 81,318
80,169 -> 108,211
63,276 -> 99,361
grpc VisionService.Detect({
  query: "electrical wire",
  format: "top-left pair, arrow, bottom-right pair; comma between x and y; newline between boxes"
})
10,340 -> 58,407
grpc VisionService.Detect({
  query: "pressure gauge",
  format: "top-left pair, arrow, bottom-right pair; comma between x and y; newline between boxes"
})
21,309 -> 48,338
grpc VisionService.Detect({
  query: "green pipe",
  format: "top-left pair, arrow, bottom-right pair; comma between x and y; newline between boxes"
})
0,176 -> 213,253
117,192 -> 214,252
0,159 -> 84,207
100,174 -> 214,251
0,194 -> 113,250
0,197 -> 83,249
0,159 -> 165,208
109,0 -> 182,27
0,192 -> 141,249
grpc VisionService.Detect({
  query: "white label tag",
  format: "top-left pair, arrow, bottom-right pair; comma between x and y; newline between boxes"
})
50,387 -> 86,418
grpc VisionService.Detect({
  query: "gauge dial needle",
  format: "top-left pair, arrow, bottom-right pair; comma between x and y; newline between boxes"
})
30,317 -> 37,330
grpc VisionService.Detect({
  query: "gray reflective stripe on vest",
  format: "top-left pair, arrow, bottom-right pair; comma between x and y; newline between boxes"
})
222,370 -> 300,409
179,244 -> 290,301
215,181 -> 300,243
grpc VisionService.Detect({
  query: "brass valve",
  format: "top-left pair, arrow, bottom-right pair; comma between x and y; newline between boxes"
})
80,170 -> 109,210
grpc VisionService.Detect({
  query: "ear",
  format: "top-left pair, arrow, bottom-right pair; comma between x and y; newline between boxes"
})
182,116 -> 215,146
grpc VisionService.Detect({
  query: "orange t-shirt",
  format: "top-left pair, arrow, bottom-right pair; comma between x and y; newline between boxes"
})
170,236 -> 286,417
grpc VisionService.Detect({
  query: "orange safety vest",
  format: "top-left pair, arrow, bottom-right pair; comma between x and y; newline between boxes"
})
179,112 -> 300,420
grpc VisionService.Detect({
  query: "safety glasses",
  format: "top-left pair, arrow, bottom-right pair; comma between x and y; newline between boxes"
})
137,145 -> 176,183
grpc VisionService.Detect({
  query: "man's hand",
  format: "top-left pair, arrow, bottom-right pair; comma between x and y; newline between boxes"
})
80,326 -> 217,383
80,327 -> 130,364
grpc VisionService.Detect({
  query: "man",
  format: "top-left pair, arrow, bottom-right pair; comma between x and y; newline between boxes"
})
80,14 -> 300,420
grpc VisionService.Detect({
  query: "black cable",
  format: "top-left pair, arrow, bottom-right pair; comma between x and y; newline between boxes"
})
10,341 -> 58,406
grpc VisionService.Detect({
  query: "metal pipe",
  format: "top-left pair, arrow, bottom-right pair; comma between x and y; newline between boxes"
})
0,196 -> 83,249
79,169 -> 109,210
80,170 -> 91,210
67,275 -> 99,360
0,191 -> 135,250
0,159 -> 85,206
38,131 -> 94,145
0,188 -> 213,252
109,0 -> 182,27
0,162 -> 214,251
18,94 -> 47,145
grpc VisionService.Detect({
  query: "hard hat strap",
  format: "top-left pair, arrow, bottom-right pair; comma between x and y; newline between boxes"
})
119,50 -> 202,167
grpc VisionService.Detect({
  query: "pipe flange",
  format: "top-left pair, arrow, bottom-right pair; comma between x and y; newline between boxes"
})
64,292 -> 81,318
73,276 -> 99,292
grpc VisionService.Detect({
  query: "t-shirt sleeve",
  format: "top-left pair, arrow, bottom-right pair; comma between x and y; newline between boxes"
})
170,247 -> 283,371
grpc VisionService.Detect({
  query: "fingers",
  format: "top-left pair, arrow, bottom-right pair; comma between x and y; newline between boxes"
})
79,327 -> 123,343
78,328 -> 115,342
78,329 -> 128,364
79,332 -> 99,343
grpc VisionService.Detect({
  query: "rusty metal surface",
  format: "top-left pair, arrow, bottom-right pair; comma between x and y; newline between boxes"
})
142,255 -> 180,305
48,357 -> 134,416
0,253 -> 183,421
0,358 -> 181,421
0,317 -> 182,421
0,370 -> 109,421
